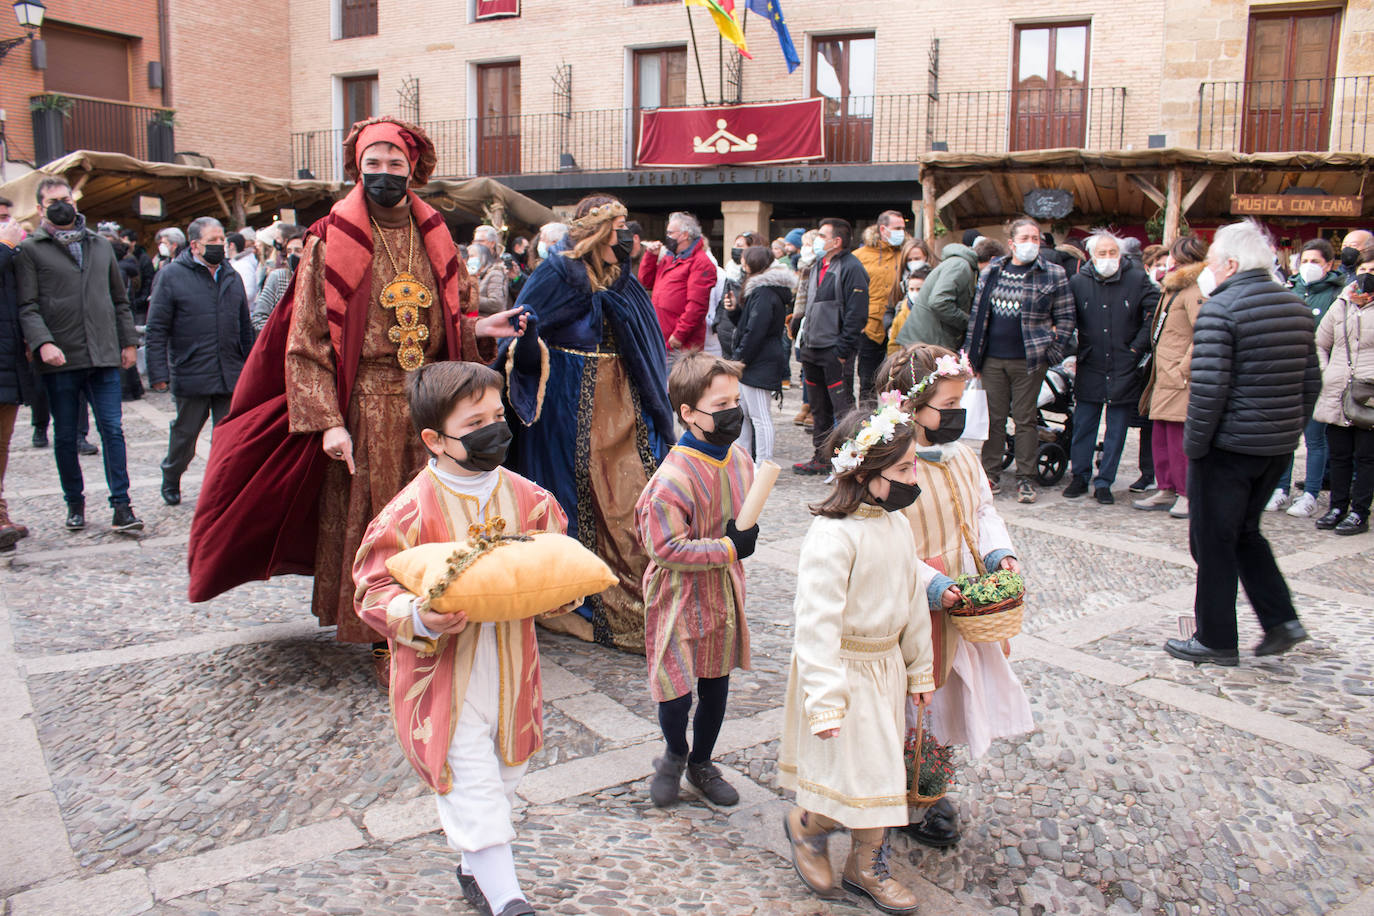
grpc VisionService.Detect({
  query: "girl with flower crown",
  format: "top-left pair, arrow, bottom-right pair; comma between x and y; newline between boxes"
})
876,343 -> 1034,849
779,403 -> 952,914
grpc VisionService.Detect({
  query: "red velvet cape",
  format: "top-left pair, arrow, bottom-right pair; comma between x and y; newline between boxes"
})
187,186 -> 470,602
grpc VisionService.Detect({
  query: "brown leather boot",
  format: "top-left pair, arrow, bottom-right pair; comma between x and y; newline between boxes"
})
842,827 -> 919,914
792,403 -> 812,426
0,500 -> 23,550
784,807 -> 841,898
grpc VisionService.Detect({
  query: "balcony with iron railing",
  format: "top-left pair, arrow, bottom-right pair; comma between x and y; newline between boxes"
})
292,87 -> 1129,182
30,94 -> 177,165
1197,75 -> 1371,153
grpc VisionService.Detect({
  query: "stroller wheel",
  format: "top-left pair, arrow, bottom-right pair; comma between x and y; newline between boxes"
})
1036,442 -> 1068,486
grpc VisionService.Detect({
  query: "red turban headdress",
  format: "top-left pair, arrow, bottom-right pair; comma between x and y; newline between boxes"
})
341,116 -> 438,185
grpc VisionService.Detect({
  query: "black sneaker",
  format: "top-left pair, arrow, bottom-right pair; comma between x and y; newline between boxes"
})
32,429 -> 48,448
1062,477 -> 1089,498
1335,511 -> 1369,536
111,505 -> 144,533
65,506 -> 86,530
77,438 -> 100,456
686,761 -> 740,806
456,865 -> 493,916
1094,486 -> 1115,505
1128,474 -> 1154,493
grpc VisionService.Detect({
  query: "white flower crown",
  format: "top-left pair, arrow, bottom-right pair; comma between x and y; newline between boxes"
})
831,391 -> 912,475
905,351 -> 973,399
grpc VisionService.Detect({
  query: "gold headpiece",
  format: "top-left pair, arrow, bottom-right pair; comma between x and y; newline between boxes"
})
568,201 -> 627,230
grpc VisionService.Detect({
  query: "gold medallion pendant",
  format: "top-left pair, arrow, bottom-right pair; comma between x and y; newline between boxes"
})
380,271 -> 434,371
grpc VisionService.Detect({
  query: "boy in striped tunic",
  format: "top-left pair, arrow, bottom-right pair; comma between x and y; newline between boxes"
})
635,352 -> 757,808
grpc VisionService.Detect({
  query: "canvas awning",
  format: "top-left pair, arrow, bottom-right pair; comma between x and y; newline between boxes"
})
916,147 -> 1373,246
0,151 -> 556,235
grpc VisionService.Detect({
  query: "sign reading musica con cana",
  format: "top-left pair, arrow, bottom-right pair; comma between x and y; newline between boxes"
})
1229,194 -> 1362,218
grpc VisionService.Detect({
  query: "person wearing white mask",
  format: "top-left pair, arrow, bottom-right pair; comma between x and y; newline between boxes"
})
1061,231 -> 1159,504
963,218 -> 1076,503
467,241 -> 509,317
853,210 -> 908,400
1268,238 -> 1345,515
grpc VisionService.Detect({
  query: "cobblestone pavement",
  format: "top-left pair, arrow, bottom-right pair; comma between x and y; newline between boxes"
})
3,385 -> 1373,916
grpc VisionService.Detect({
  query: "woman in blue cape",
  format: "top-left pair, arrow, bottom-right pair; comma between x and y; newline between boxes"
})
501,195 -> 673,652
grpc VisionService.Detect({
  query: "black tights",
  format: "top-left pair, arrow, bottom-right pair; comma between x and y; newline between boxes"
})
657,675 -> 730,764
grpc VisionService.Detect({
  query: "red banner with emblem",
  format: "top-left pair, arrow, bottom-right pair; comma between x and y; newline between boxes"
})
636,98 -> 824,168
475,0 -> 519,19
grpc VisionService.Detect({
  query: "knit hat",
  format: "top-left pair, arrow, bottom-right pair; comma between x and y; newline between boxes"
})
785,228 -> 805,248
962,228 -> 981,246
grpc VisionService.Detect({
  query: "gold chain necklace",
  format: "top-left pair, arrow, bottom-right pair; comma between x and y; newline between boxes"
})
371,216 -> 435,371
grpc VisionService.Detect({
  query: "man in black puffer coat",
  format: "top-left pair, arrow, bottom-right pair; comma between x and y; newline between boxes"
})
145,217 -> 253,506
1165,221 -> 1321,667
0,211 -> 36,549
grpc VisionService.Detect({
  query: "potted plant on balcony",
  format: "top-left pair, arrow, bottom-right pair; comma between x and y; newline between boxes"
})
147,109 -> 177,163
29,94 -> 74,165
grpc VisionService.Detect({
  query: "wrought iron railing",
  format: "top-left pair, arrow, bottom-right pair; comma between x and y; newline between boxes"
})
30,94 -> 177,165
290,87 -> 1130,180
1197,76 -> 1371,153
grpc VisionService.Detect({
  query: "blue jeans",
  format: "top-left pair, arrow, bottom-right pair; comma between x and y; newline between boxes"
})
1277,418 -> 1328,495
1070,400 -> 1132,489
43,367 -> 130,508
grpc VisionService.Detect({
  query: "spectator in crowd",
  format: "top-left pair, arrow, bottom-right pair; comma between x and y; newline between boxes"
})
639,211 -> 716,364
0,206 -> 33,551
1135,235 -> 1207,519
853,210 -> 906,400
784,227 -> 805,269
1142,244 -> 1169,286
120,227 -> 155,322
624,220 -> 645,273
1311,244 -> 1374,536
964,217 -> 1075,503
98,222 -> 146,402
769,236 -> 793,271
509,235 -> 531,271
466,242 -> 510,317
226,230 -> 260,302
730,245 -> 792,462
251,223 -> 305,334
145,216 -> 254,506
716,230 -> 760,358
472,224 -> 501,258
1165,220 -> 1318,666
1062,230 -> 1159,504
1120,236 -> 1144,269
793,218 -> 868,474
532,221 -> 569,271
154,227 -> 186,271
15,176 -> 143,533
895,236 -> 999,353
1269,238 -> 1347,516
1337,229 -> 1372,278
788,228 -> 821,428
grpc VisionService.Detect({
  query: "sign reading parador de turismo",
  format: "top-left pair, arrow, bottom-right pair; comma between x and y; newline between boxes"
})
636,98 -> 825,168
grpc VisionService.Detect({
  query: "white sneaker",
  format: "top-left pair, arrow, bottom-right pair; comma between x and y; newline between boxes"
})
1264,488 -> 1290,511
1169,496 -> 1190,518
1286,491 -> 1319,518
1133,489 -> 1176,511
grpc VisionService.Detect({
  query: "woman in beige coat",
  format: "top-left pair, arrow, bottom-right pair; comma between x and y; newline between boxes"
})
1312,246 -> 1374,536
1134,236 -> 1208,518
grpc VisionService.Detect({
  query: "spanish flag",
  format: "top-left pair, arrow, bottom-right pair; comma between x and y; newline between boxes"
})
684,0 -> 751,59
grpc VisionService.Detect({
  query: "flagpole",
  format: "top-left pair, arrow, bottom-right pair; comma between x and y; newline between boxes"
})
718,34 -> 724,105
684,4 -> 709,106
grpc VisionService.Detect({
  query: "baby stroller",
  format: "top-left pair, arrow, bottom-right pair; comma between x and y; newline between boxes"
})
1001,358 -> 1075,485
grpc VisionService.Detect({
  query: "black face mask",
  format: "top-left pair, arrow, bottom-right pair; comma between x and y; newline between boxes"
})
1341,246 -> 1361,269
612,228 -> 634,262
287,253 -> 301,273
874,477 -> 921,513
363,171 -> 409,208
731,247 -> 743,263
441,421 -> 513,473
46,201 -> 77,226
201,244 -> 226,265
696,406 -> 743,447
921,407 -> 966,444
1356,272 -> 1374,295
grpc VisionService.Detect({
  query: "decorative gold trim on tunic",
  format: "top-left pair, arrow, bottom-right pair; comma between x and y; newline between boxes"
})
792,775 -> 909,809
373,217 -> 435,370
851,504 -> 885,519
838,633 -> 901,654
553,345 -> 620,359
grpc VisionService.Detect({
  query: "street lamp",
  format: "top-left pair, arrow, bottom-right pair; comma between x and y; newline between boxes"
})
0,0 -> 45,63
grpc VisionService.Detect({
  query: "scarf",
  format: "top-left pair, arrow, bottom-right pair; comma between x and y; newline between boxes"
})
43,215 -> 87,269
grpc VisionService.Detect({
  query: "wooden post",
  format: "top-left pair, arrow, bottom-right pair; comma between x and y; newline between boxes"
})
1163,168 -> 1182,246
922,169 -> 937,251
231,186 -> 248,230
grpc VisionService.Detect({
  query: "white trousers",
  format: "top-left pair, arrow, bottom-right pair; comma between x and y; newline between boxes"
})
435,624 -> 529,853
737,383 -> 776,463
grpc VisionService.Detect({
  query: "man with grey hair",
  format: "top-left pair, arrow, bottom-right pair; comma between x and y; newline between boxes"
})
472,224 -> 500,256
145,215 -> 253,506
154,226 -> 186,270
640,210 -> 715,358
1164,220 -> 1320,666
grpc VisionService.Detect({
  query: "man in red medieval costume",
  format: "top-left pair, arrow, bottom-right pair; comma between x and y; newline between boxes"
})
187,117 -> 527,680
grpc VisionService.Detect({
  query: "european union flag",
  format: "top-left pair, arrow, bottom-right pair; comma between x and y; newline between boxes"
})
745,0 -> 800,74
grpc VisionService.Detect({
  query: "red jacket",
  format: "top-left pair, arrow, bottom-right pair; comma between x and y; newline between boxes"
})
638,238 -> 716,351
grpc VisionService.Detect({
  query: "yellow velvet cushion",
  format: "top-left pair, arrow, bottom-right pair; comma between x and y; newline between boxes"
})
385,533 -> 617,622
